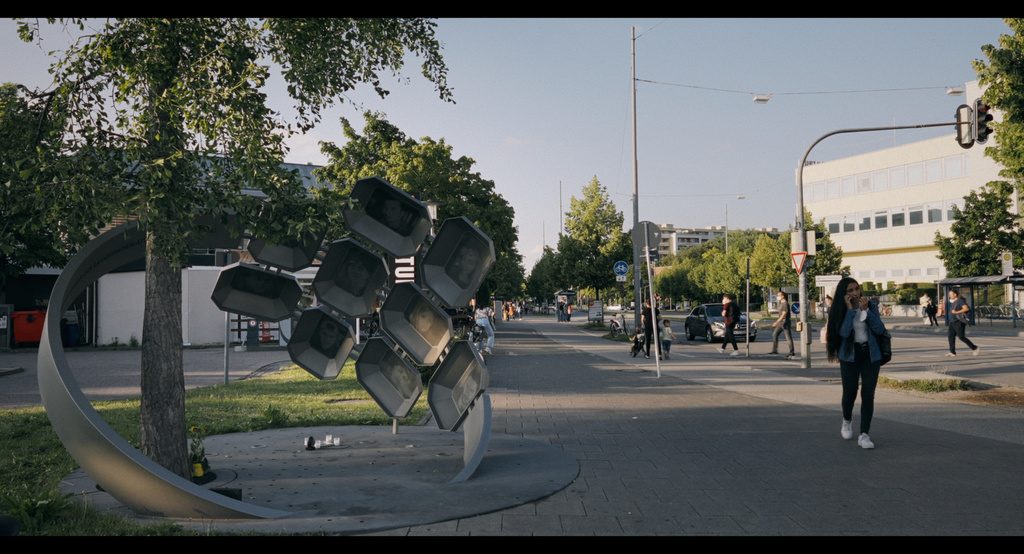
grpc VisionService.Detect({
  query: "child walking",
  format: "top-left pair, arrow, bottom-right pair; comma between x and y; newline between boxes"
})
661,320 -> 677,360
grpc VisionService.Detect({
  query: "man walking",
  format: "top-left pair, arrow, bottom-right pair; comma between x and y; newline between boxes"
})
717,293 -> 740,356
771,291 -> 796,359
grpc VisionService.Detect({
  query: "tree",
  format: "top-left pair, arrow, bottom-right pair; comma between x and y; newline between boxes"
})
525,246 -> 560,302
15,18 -> 452,479
935,181 -> 1023,277
555,176 -> 631,298
0,83 -> 74,286
314,112 -> 523,301
973,18 -> 1024,184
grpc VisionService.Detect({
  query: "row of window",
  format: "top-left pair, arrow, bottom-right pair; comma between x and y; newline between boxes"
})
805,153 -> 968,202
824,200 -> 959,234
855,267 -> 942,281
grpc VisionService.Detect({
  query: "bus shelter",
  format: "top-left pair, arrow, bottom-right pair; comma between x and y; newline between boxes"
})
935,275 -> 1024,327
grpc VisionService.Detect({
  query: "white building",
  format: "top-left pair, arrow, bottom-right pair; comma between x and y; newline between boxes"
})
802,81 -> 1014,287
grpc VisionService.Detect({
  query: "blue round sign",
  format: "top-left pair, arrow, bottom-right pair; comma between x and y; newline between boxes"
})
613,261 -> 629,276
791,302 -> 800,315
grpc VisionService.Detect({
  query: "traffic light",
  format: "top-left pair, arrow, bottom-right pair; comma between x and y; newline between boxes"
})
974,99 -> 994,144
955,104 -> 974,149
806,230 -> 825,256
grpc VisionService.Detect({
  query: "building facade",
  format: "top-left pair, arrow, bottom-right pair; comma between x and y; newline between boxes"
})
802,81 -> 1014,287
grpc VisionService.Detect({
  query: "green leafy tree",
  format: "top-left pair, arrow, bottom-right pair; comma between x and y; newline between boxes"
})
315,112 -> 523,301
15,18 -> 451,478
554,176 -> 631,299
935,181 -> 1023,277
525,246 -> 560,303
973,18 -> 1024,184
749,232 -> 793,300
0,83 -> 76,286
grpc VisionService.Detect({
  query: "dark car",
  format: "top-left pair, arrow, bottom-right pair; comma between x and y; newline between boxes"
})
684,303 -> 757,343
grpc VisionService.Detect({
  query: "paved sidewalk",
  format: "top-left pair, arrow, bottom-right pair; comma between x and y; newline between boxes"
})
371,316 -> 1024,535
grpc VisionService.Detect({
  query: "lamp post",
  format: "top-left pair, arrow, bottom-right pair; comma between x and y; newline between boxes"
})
724,195 -> 746,254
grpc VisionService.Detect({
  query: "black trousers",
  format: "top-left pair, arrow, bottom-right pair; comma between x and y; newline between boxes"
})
840,343 -> 880,434
947,321 -> 976,353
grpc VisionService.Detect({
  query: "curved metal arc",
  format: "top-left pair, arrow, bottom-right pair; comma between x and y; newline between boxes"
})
38,221 -> 290,519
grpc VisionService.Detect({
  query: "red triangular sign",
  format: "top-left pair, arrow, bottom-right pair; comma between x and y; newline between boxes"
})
792,252 -> 807,273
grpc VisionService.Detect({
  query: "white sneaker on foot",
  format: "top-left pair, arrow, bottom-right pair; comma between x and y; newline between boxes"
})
973,347 -> 980,356
717,347 -> 725,354
484,347 -> 492,354
858,433 -> 874,449
841,420 -> 853,440
730,350 -> 740,356
945,352 -> 956,357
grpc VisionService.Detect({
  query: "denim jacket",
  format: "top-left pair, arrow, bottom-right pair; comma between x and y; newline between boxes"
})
837,304 -> 887,363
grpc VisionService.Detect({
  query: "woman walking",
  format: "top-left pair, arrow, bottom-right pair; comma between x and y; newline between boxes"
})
825,277 -> 887,449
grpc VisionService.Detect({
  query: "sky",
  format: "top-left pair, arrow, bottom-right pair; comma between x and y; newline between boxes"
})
0,18 -> 1014,273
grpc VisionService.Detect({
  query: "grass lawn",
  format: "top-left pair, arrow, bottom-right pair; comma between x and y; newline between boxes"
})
0,361 -> 427,535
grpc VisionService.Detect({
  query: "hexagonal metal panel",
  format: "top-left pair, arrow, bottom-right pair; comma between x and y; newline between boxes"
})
287,308 -> 356,381
379,282 -> 453,366
247,226 -> 326,273
210,263 -> 303,322
421,216 -> 496,308
342,176 -> 432,258
354,337 -> 424,419
312,239 -> 389,317
427,341 -> 489,432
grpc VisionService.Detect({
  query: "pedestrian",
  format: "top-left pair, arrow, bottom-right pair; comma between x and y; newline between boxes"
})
661,319 -> 677,360
557,301 -> 565,322
926,297 -> 939,326
566,303 -> 572,322
717,293 -> 740,356
825,277 -> 886,449
641,300 -> 660,359
474,299 -> 494,354
771,291 -> 796,359
945,289 -> 979,357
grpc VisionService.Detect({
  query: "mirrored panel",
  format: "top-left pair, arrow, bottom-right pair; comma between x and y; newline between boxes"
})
342,176 -> 432,258
354,337 -> 423,419
378,282 -> 452,366
427,340 -> 489,432
247,227 -> 326,273
421,216 -> 496,308
288,308 -> 356,381
312,239 -> 389,317
210,263 -> 303,322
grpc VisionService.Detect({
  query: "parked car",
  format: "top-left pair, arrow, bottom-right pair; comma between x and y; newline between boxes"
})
684,303 -> 757,343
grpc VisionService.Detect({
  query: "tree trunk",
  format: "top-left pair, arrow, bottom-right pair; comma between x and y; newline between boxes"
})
139,232 -> 189,479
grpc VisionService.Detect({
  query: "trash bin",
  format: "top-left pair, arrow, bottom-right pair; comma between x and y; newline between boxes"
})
12,310 -> 46,346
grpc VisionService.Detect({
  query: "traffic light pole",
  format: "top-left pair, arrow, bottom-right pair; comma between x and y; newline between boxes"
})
795,120 -> 965,369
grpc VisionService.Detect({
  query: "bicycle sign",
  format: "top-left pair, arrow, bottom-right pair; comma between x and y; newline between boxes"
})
613,261 -> 629,276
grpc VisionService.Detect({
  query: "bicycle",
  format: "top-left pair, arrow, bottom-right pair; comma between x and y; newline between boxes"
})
609,313 -> 629,338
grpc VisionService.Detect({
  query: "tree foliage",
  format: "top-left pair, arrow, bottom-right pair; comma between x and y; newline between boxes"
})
315,112 -> 523,300
935,181 -> 1023,277
14,18 -> 452,478
552,177 -> 631,298
974,18 -> 1024,184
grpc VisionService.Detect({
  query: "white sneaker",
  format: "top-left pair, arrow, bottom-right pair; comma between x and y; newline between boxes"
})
945,352 -> 956,357
858,433 -> 875,449
841,420 -> 853,440
484,347 -> 492,354
730,350 -> 740,356
717,347 -> 725,354
973,347 -> 980,356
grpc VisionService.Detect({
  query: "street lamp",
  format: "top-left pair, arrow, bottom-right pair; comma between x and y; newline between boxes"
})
725,195 -> 746,254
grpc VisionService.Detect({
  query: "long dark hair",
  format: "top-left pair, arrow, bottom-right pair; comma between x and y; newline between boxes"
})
825,277 -> 858,363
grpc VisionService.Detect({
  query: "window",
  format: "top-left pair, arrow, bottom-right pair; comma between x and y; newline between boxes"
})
891,208 -> 905,227
907,163 -> 924,186
925,159 -> 943,183
872,170 -> 888,191
842,214 -> 855,233
908,205 -> 924,225
840,177 -> 854,197
946,201 -> 958,221
944,155 -> 963,179
889,166 -> 906,188
857,173 -> 872,194
874,210 -> 888,229
927,203 -> 943,223
909,268 -> 922,277
828,179 -> 841,199
813,182 -> 825,201
827,216 -> 840,234
858,212 -> 872,231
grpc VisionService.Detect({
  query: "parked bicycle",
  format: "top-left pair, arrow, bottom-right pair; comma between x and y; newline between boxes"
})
609,313 -> 629,338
